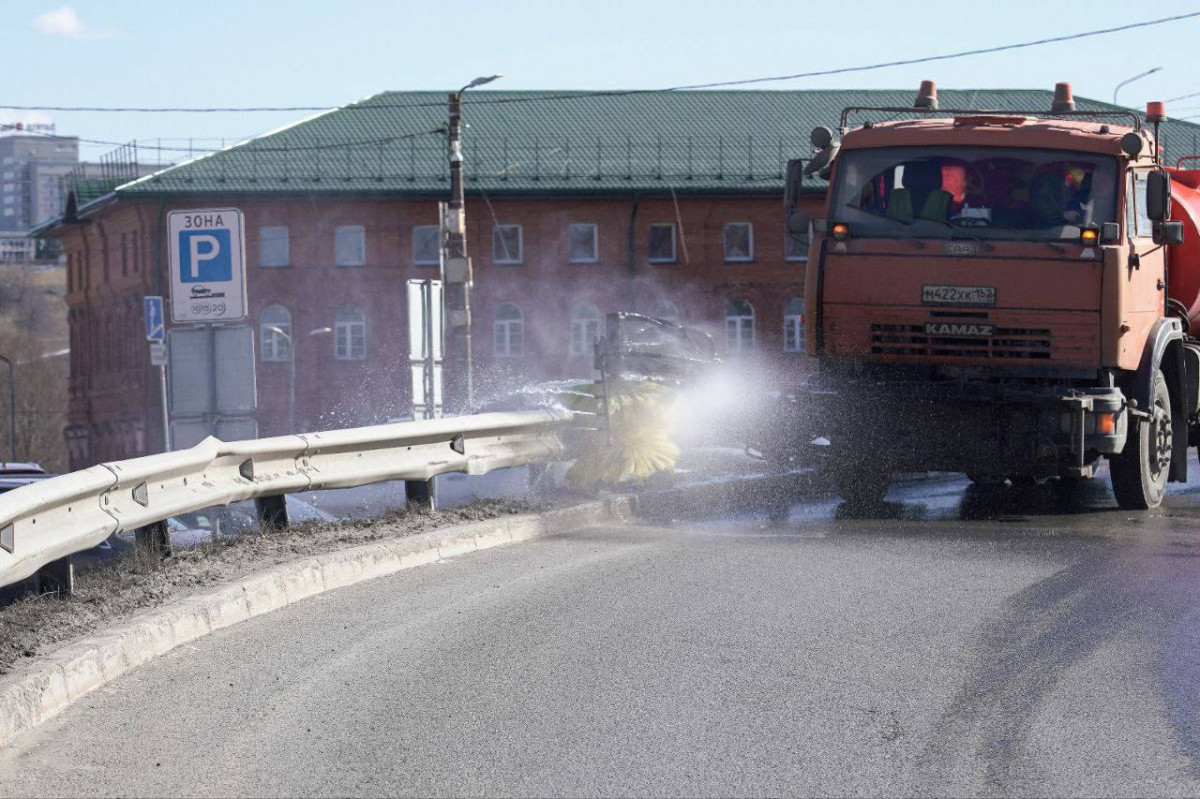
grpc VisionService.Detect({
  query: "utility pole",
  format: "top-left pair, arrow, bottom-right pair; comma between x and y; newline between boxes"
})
442,75 -> 502,412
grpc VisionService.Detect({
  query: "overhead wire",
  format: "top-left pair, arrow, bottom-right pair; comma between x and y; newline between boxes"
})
2,11 -> 1197,115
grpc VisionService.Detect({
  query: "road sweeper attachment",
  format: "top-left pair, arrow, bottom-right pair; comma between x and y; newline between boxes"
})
563,313 -> 719,488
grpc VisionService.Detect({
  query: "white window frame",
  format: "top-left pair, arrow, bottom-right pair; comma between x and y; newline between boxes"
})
412,225 -> 441,266
568,223 -> 599,264
648,224 -> 677,263
785,221 -> 811,262
259,226 -> 290,268
493,224 -> 524,265
334,308 -> 366,361
723,222 -> 754,263
569,304 -> 601,357
334,225 -> 366,267
725,302 -> 756,353
494,304 -> 524,358
783,299 -> 805,353
259,306 -> 292,363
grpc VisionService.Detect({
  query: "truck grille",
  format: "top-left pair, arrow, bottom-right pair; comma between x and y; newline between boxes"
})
870,323 -> 1052,360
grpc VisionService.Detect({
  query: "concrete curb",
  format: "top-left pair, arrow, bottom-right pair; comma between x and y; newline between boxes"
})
0,497 -> 634,750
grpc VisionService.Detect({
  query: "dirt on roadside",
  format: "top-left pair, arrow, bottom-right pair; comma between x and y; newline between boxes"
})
0,499 -> 541,676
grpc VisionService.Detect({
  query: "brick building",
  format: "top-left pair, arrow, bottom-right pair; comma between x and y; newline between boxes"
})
39,88 -> 1191,470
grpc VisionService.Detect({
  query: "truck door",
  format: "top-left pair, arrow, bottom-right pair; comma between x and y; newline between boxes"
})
1119,168 -> 1168,369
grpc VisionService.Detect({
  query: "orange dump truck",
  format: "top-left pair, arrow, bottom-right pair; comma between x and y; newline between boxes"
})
784,82 -> 1200,509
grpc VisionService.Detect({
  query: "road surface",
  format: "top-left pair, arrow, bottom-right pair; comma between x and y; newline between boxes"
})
2,474 -> 1200,797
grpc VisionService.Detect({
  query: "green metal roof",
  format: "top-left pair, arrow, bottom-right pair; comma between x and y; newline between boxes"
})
96,89 -> 1200,202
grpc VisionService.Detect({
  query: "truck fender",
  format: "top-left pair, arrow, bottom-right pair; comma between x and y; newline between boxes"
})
1131,317 -> 1187,482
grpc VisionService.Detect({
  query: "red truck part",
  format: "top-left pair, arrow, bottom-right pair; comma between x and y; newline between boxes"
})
1168,168 -> 1200,331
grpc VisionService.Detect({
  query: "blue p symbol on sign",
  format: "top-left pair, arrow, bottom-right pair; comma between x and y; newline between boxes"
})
178,229 -> 232,283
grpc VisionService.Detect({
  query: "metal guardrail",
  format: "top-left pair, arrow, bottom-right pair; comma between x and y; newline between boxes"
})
0,409 -> 571,591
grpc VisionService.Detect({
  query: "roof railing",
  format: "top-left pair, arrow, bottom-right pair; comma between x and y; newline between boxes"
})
838,106 -> 1144,135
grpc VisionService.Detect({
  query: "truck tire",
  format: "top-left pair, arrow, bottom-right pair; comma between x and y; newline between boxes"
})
834,465 -> 891,509
1111,369 -> 1172,510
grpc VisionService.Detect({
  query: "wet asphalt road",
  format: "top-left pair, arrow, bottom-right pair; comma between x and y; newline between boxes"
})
2,474 -> 1200,797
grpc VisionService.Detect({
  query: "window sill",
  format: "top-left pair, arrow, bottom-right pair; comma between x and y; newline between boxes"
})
259,263 -> 291,268
784,257 -> 809,263
647,259 -> 678,265
335,263 -> 366,268
568,259 -> 599,265
494,262 -> 524,267
413,261 -> 439,268
724,258 -> 755,264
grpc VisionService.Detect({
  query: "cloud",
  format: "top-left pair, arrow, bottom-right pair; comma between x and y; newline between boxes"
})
32,6 -> 120,40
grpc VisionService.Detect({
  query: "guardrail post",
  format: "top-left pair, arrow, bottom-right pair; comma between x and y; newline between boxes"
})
405,479 -> 436,512
134,520 -> 171,559
254,495 -> 289,529
35,555 -> 73,597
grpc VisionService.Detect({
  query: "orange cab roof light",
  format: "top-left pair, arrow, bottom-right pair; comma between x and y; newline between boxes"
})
914,80 -> 938,111
1146,101 -> 1167,124
1051,82 -> 1076,113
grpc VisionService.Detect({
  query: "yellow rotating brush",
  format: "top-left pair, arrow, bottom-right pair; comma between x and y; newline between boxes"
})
563,378 -> 680,489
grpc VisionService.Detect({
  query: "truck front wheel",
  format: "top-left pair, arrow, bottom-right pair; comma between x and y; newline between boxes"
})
1110,370 -> 1172,510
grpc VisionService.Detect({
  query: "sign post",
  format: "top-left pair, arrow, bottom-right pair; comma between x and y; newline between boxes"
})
143,296 -> 170,451
165,209 -> 256,448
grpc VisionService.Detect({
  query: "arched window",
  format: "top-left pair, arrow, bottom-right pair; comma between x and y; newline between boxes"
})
725,300 -> 755,353
260,305 -> 292,362
494,303 -> 524,358
334,306 -> 366,361
650,299 -> 680,324
569,303 -> 601,357
783,298 -> 805,353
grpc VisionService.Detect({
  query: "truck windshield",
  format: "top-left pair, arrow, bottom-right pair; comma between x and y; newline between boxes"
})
829,146 -> 1119,241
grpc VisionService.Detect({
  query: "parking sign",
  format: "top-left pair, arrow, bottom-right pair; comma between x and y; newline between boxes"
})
168,208 -> 247,323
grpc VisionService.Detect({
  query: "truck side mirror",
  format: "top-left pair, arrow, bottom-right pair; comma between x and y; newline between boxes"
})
785,159 -> 805,218
1154,220 -> 1185,246
1146,170 -> 1172,222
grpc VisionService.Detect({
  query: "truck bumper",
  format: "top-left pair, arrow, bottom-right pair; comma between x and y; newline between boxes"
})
803,375 -> 1128,478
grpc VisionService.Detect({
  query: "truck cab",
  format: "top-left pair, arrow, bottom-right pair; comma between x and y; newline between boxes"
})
786,82 -> 1194,510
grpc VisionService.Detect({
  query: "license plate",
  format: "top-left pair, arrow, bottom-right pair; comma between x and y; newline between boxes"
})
921,285 -> 996,307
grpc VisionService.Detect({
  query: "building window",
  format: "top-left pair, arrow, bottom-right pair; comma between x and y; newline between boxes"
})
725,300 -> 755,353
569,223 -> 598,263
785,221 -> 810,262
334,225 -> 365,266
334,306 -> 366,361
783,298 -> 805,352
569,303 -> 601,357
649,299 -> 680,324
260,305 -> 292,362
648,224 -> 677,263
724,222 -> 754,262
494,303 -> 524,358
413,225 -> 440,266
260,226 -> 290,267
493,225 -> 523,264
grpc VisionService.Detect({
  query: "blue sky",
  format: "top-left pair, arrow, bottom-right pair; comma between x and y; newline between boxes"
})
6,0 -> 1200,162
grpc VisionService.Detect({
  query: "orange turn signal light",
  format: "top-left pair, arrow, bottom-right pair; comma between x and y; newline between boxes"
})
832,223 -> 850,241
1095,412 -> 1116,436
1081,228 -> 1099,245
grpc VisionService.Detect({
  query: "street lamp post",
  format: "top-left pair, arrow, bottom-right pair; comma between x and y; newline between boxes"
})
267,326 -> 331,434
444,74 -> 502,412
0,355 -> 13,462
1114,67 -> 1163,106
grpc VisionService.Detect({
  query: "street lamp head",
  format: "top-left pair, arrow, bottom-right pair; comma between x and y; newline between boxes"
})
462,74 -> 504,92
308,327 -> 333,336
